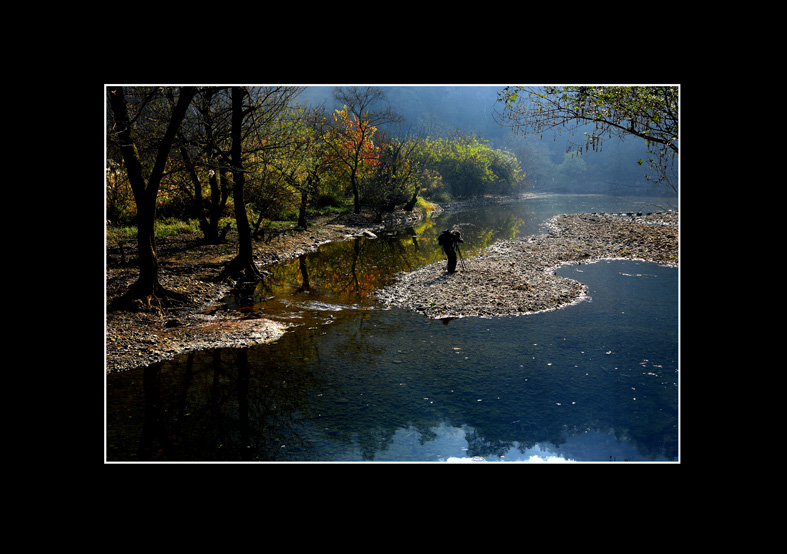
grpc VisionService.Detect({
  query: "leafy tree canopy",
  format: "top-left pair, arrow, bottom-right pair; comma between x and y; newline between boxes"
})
495,85 -> 678,189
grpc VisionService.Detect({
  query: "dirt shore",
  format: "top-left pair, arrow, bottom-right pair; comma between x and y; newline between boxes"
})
375,211 -> 678,319
105,212 -> 401,373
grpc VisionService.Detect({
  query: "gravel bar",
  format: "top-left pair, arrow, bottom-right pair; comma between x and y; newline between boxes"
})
374,212 -> 678,319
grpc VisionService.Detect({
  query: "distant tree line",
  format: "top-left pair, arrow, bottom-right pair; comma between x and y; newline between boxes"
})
106,85 -> 526,302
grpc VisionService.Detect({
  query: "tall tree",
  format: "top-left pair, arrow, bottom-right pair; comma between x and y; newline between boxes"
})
496,85 -> 678,189
108,86 -> 197,303
225,86 -> 261,281
272,106 -> 333,229
327,87 -> 402,213
222,86 -> 303,279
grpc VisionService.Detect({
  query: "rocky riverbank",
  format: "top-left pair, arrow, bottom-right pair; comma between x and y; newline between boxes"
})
374,211 -> 678,319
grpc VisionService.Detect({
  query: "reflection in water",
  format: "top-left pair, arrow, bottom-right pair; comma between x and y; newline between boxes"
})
350,423 -> 645,462
106,194 -> 678,462
222,203 -> 532,316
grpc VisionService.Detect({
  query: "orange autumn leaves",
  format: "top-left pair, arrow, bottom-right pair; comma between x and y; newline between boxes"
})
327,108 -> 380,172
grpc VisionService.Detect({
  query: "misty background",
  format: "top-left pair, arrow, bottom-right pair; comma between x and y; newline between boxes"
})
302,85 -> 675,197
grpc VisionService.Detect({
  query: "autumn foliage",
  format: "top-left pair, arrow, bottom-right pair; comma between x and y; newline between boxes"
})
328,108 -> 379,169
107,87 -> 527,237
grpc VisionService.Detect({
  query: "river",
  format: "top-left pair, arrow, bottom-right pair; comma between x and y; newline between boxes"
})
105,193 -> 679,462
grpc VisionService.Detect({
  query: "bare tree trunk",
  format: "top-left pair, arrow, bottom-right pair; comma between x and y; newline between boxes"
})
298,190 -> 309,229
225,86 -> 262,281
206,166 -> 230,242
108,86 -> 196,303
351,171 -> 361,214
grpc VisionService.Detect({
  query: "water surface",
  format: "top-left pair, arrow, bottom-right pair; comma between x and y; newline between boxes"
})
106,194 -> 679,462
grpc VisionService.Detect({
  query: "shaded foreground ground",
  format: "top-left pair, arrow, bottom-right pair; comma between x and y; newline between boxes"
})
375,211 -> 678,319
105,207 -> 677,372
